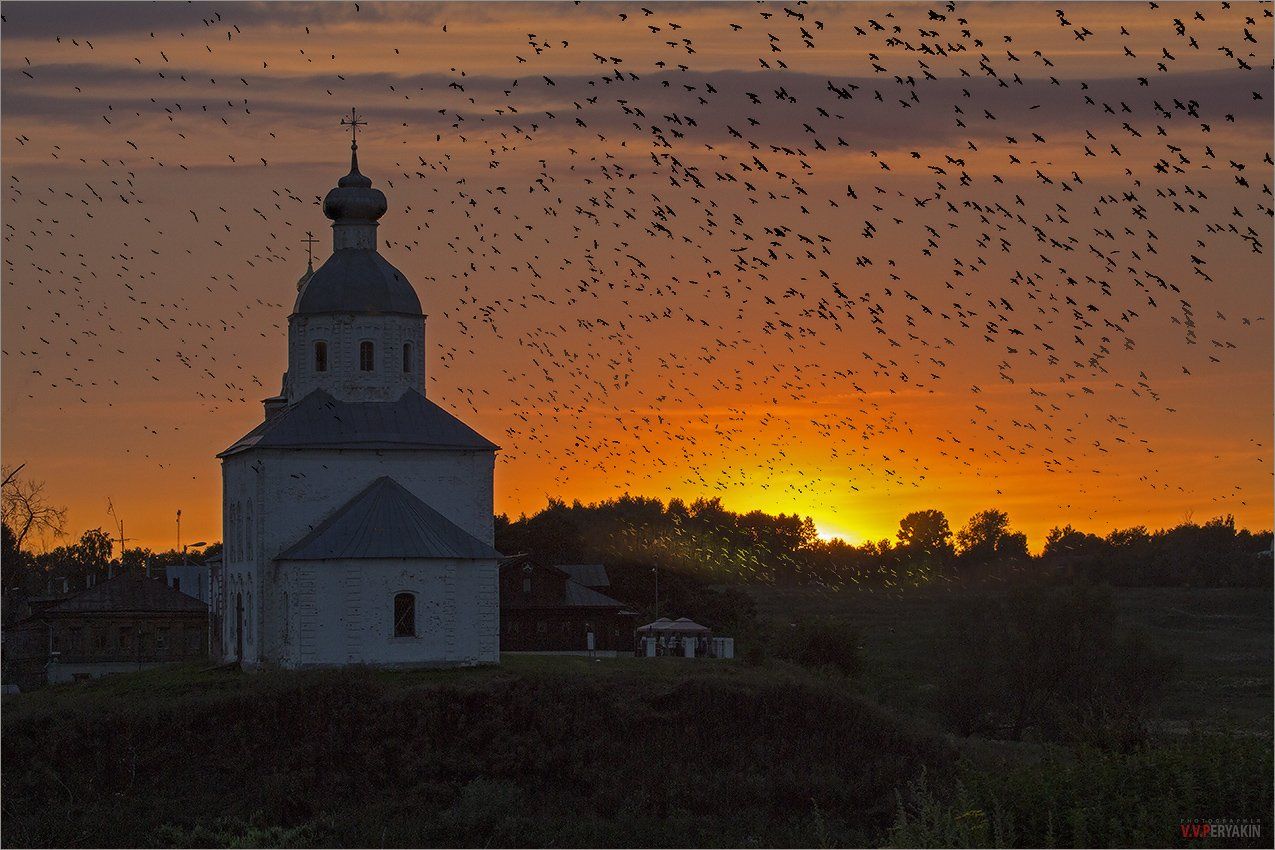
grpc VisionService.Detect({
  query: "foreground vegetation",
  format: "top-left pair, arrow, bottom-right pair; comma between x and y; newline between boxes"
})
4,615 -> 1271,848
4,658 -> 943,848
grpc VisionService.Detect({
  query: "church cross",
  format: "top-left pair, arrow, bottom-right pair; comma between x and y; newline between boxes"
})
302,230 -> 318,265
340,107 -> 367,150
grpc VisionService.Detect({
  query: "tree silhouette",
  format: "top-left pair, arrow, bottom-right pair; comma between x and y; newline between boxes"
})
956,508 -> 1013,561
896,509 -> 955,563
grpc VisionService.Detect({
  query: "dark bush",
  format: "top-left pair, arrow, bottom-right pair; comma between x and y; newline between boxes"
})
939,584 -> 1178,747
773,618 -> 864,678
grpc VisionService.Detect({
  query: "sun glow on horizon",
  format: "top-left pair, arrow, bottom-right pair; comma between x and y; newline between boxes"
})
811,521 -> 867,547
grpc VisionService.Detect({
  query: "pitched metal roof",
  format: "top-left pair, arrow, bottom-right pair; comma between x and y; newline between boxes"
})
293,248 -> 421,317
219,389 -> 498,457
43,576 -> 208,615
557,563 -> 610,589
276,476 -> 500,561
562,580 -> 628,609
497,557 -> 629,610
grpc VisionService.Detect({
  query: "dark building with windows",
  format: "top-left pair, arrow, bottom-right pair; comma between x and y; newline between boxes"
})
1,576 -> 208,692
499,557 -> 637,654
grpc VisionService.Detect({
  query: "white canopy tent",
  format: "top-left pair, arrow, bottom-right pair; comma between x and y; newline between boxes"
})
636,617 -> 711,635
635,617 -> 732,658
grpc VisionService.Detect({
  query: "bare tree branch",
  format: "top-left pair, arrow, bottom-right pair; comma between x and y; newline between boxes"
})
1,464 -> 68,552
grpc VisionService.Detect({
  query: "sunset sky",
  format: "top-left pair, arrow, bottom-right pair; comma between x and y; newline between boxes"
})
2,1 -> 1271,553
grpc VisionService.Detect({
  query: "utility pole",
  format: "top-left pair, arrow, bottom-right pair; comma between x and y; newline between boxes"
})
176,509 -> 182,553
106,498 -> 134,578
654,564 -> 659,621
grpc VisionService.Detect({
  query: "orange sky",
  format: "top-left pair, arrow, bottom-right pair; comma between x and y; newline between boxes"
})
3,1 -> 1272,553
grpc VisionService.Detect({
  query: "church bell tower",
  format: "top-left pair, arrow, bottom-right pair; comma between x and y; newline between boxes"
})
280,109 -> 426,406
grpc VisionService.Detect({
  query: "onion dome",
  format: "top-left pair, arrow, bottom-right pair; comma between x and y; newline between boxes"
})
292,136 -> 421,318
322,148 -> 387,236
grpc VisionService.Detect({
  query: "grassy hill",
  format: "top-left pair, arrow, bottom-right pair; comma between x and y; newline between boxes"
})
2,657 -> 944,848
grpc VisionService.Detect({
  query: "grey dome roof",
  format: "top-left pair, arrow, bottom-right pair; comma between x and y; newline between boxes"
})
292,248 -> 422,316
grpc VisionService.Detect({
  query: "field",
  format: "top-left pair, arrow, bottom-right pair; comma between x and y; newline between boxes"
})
749,585 -> 1274,736
3,584 -> 1271,848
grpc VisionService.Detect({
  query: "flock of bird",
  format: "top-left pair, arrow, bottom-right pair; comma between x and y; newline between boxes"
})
2,1 -> 1271,546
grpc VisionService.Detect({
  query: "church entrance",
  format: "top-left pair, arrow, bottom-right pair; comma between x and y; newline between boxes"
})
235,592 -> 244,660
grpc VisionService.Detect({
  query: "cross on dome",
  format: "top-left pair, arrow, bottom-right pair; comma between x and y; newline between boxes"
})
301,230 -> 318,267
340,106 -> 367,151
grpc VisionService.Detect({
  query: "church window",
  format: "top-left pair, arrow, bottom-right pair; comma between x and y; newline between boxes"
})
402,342 -> 412,373
393,593 -> 416,637
245,501 -> 253,560
314,341 -> 328,372
523,577 -> 531,594
359,340 -> 375,371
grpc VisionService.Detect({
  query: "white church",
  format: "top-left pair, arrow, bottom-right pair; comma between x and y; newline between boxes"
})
214,125 -> 501,668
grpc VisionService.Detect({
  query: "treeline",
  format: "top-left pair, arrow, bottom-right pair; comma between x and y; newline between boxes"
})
1042,517 -> 1271,587
1,524 -> 218,599
496,495 -> 1273,590
4,487 -> 1269,604
2,464 -> 219,604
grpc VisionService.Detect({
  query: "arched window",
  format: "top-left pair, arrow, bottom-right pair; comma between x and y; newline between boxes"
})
393,592 -> 416,637
402,342 -> 412,373
245,500 -> 253,560
359,340 -> 375,372
314,341 -> 328,372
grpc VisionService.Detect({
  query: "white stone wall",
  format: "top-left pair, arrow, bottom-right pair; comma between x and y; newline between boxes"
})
220,445 -> 496,668
273,558 -> 498,668
164,564 -> 209,603
253,447 -> 494,553
220,457 -> 263,665
287,313 -> 426,403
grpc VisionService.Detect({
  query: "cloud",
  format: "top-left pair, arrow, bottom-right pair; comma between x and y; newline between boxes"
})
4,58 -> 1267,166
